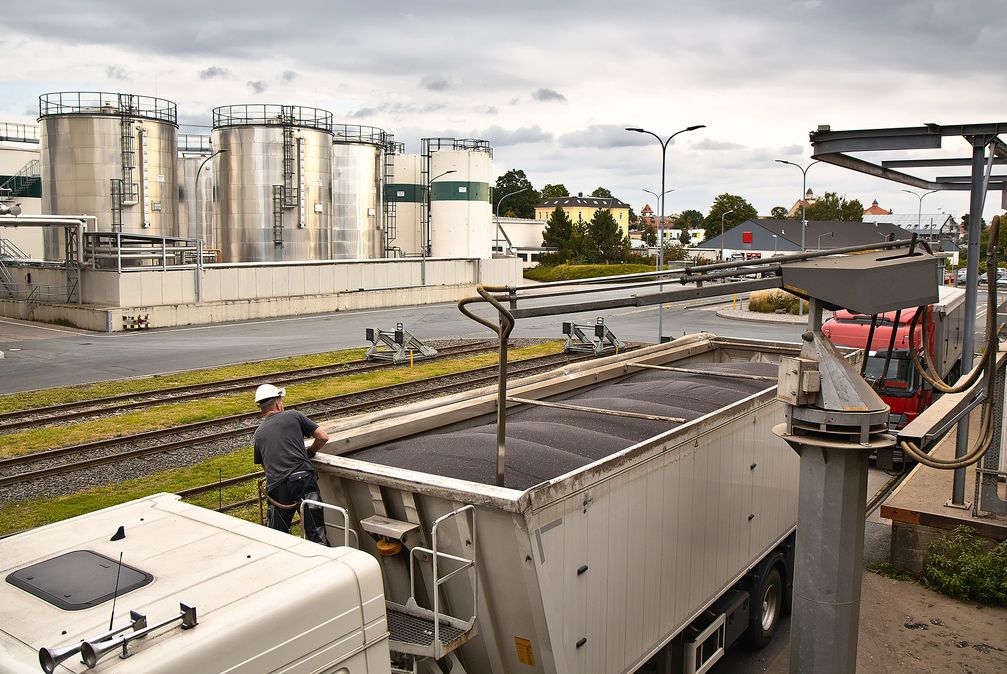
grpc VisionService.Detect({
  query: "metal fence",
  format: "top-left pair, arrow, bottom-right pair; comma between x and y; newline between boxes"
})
0,122 -> 39,144
83,232 -> 212,271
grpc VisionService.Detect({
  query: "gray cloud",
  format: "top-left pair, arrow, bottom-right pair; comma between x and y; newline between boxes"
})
478,125 -> 552,147
200,66 -> 229,80
106,65 -> 129,80
693,138 -> 743,151
474,105 -> 498,115
247,80 -> 267,93
559,125 -> 655,149
420,75 -> 451,92
779,144 -> 804,156
281,70 -> 298,82
348,102 -> 447,119
531,88 -> 566,103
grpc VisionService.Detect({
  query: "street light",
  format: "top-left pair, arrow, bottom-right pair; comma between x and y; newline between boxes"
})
626,124 -> 706,343
642,188 -> 674,247
817,231 -> 834,250
422,169 -> 457,285
901,189 -> 939,241
776,159 -> 819,316
494,187 -> 528,255
195,149 -> 227,251
719,209 -> 735,262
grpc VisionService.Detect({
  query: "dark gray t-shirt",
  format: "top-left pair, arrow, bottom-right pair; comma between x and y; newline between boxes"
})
253,410 -> 320,489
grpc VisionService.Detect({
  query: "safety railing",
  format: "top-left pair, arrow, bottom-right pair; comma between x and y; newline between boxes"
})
178,134 -> 212,153
0,238 -> 29,260
39,92 -> 177,124
83,232 -> 205,271
211,104 -> 332,132
332,124 -> 388,146
0,122 -> 39,143
299,500 -> 358,548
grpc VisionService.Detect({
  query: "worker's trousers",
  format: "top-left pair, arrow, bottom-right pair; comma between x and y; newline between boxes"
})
266,469 -> 329,546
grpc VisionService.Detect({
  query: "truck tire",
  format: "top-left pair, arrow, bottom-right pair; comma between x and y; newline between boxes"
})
745,565 -> 783,649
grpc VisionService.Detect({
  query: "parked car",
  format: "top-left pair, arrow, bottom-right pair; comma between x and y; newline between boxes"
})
979,268 -> 1007,286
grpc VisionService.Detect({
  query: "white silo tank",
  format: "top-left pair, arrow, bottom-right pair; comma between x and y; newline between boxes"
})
385,153 -> 423,256
429,148 -> 492,258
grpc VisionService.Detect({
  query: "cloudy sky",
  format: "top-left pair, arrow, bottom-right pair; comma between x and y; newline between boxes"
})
3,1 -> 1005,222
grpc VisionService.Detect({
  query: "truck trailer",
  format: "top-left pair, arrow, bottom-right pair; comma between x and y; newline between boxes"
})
1,335 -> 805,674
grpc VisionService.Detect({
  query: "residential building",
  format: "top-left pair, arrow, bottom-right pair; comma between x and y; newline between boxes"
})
639,203 -> 676,229
534,193 -> 632,237
863,199 -> 892,216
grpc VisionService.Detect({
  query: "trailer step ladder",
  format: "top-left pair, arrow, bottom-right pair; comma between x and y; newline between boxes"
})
563,317 -> 622,355
365,323 -> 438,363
386,505 -> 478,661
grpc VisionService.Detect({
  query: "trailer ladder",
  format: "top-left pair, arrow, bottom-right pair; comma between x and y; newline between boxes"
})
387,505 -> 478,661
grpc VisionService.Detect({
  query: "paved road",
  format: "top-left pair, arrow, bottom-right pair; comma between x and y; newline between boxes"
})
0,289 -> 804,394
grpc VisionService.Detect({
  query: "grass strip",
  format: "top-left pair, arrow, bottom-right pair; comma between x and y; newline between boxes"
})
0,348 -> 369,414
0,342 -> 561,459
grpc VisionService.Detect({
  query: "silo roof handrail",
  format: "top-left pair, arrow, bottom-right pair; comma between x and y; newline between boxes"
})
211,104 -> 333,132
38,92 -> 177,124
331,123 -> 388,146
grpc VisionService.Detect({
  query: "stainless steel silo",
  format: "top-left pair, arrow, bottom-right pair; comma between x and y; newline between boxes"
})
211,104 -> 333,263
38,92 -> 178,259
331,124 -> 386,260
177,135 -> 214,243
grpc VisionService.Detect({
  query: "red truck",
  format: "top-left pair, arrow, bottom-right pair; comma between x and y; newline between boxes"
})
822,286 -> 966,433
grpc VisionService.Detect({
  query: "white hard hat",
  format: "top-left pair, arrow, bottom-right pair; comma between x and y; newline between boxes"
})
254,384 -> 286,403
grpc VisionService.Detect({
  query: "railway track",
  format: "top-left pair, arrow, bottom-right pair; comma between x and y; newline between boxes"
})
0,350 -> 601,491
0,341 -> 496,434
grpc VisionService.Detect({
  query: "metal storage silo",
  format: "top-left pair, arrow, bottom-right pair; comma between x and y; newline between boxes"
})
38,91 -> 178,259
176,135 -> 214,244
331,124 -> 386,260
384,150 -> 423,257
211,104 -> 333,263
423,138 -> 493,259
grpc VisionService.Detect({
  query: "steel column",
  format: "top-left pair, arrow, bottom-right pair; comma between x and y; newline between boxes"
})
952,141 -> 987,505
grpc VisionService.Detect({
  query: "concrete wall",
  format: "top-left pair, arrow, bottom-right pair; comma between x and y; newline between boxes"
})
0,257 -> 521,332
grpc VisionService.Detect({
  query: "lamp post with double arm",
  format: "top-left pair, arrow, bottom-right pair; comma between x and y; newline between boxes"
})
422,169 -> 457,285
626,124 -> 706,343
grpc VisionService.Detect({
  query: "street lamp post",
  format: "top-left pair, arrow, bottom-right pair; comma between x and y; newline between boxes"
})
642,188 -> 674,248
776,159 -> 820,316
194,149 -> 227,250
626,124 -> 706,343
494,187 -> 529,256
422,169 -> 457,285
817,231 -> 834,250
901,189 -> 939,241
719,209 -> 735,262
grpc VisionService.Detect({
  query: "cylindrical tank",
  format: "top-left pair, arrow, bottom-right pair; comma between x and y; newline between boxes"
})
38,92 -> 178,259
331,124 -> 386,260
211,104 -> 333,263
177,152 -> 214,243
427,142 -> 493,259
385,153 -> 423,256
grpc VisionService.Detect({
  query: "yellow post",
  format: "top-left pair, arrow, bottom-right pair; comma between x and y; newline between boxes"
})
410,350 -> 414,368
733,294 -> 737,309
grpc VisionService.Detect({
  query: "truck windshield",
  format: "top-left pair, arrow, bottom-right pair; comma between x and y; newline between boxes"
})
863,353 -> 917,393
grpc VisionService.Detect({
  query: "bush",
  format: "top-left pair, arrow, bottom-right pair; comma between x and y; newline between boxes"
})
922,525 -> 1007,605
747,289 -> 809,315
523,263 -> 656,283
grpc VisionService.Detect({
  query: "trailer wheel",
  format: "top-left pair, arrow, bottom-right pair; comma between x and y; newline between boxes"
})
745,566 -> 783,649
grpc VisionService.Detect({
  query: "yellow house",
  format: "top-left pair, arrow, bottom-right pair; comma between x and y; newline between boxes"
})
534,194 -> 632,238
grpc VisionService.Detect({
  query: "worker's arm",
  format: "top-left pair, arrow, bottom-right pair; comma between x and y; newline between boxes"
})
307,427 -> 329,457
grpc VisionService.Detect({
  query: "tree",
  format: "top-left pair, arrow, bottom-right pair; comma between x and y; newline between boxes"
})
805,192 -> 863,221
542,206 -> 574,251
771,206 -> 788,219
676,209 -> 704,230
590,187 -> 613,198
540,183 -> 569,199
628,206 -> 639,228
678,228 -> 689,245
663,241 -> 688,262
584,209 -> 630,263
492,169 -> 540,218
702,194 -> 758,237
642,223 -> 657,246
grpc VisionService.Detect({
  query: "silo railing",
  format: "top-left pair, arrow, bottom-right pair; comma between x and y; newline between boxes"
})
0,122 -> 39,144
38,92 -> 177,124
331,124 -> 387,146
178,134 -> 212,153
211,104 -> 333,132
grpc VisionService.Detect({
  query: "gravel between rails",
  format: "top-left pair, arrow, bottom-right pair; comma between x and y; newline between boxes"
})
0,348 -> 584,505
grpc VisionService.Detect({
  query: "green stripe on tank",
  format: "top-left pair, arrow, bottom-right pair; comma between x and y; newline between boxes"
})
385,183 -> 426,203
431,181 -> 490,202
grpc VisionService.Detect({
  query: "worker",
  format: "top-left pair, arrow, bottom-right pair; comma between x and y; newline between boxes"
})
252,383 -> 330,545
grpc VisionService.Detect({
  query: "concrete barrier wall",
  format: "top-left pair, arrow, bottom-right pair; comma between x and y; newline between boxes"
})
0,257 -> 522,332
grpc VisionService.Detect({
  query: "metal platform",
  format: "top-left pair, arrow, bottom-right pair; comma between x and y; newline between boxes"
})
387,603 -> 471,653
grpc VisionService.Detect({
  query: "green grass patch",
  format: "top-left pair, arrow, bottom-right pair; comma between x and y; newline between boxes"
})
748,289 -> 809,315
866,561 -> 917,582
0,341 -> 564,460
0,348 -> 370,414
524,263 -> 660,283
